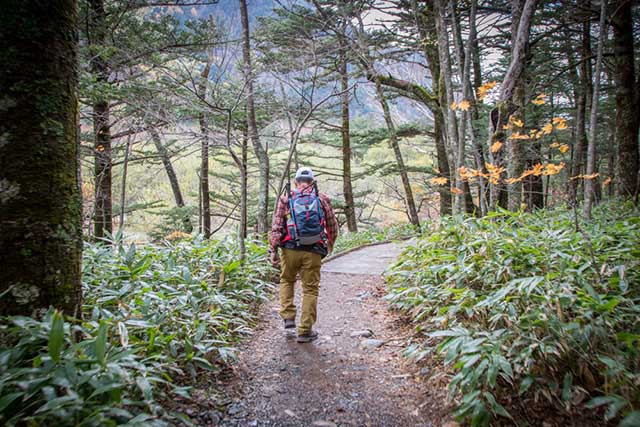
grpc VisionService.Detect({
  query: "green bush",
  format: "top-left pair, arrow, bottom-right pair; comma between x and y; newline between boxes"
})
0,236 -> 274,426
385,202 -> 640,426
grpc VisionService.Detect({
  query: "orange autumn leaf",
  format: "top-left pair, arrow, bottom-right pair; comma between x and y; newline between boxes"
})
491,141 -> 503,153
458,100 -> 471,111
559,144 -> 570,154
451,187 -> 464,195
450,101 -> 458,110
550,141 -> 561,148
541,123 -> 554,135
477,81 -> 498,101
544,162 -> 565,176
582,173 -> 599,180
511,132 -> 530,140
510,118 -> 524,128
430,176 -> 448,185
505,177 -> 519,184
552,117 -> 568,129
603,177 -> 612,185
532,93 -> 547,105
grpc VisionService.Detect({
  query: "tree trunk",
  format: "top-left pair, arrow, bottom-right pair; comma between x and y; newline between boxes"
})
584,0 -> 607,218
0,0 -> 82,317
199,62 -> 212,238
90,0 -> 112,239
488,0 -> 538,210
507,0 -> 526,211
569,18 -> 592,205
434,0 -> 464,214
118,136 -> 132,233
340,35 -> 358,232
241,130 -> 248,240
374,79 -> 420,227
612,0 -> 639,198
239,0 -> 269,234
413,0 -> 453,216
150,129 -> 192,231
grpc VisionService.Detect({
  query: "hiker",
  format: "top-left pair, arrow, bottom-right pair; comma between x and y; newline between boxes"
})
269,167 -> 339,343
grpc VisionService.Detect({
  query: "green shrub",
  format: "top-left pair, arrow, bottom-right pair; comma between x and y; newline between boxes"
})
0,236 -> 274,426
385,202 -> 640,426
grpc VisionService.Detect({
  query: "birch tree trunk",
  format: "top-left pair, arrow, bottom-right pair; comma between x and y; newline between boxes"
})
0,0 -> 82,317
584,0 -> 607,218
239,0 -> 269,234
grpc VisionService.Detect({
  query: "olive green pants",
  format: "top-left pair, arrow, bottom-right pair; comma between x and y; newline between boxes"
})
279,248 -> 322,334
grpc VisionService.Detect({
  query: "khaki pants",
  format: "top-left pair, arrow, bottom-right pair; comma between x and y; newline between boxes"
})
279,248 -> 322,334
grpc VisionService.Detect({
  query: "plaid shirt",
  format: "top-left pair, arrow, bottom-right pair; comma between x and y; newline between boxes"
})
269,192 -> 339,252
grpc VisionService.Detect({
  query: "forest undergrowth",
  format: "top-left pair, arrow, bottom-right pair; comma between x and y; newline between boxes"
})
385,200 -> 640,427
0,236 -> 274,426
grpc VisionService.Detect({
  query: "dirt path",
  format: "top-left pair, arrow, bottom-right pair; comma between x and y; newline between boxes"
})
217,242 -> 446,427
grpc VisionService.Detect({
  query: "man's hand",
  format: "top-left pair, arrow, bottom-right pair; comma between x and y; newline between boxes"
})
269,249 -> 280,268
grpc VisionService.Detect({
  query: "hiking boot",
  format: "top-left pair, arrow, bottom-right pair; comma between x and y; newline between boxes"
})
284,319 -> 296,329
296,330 -> 318,343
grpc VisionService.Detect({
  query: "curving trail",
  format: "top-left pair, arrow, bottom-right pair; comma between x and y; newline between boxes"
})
217,242 -> 447,427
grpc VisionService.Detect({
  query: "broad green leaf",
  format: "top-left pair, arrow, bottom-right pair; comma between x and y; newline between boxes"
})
48,310 -> 65,364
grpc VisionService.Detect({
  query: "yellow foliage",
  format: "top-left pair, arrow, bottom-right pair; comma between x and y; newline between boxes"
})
430,176 -> 448,186
550,141 -> 561,148
552,117 -> 568,129
541,123 -> 554,135
532,93 -> 547,105
543,162 -> 565,176
510,117 -> 524,128
490,141 -> 503,153
451,187 -> 464,195
603,177 -> 612,186
559,144 -> 570,154
477,81 -> 498,101
165,231 -> 192,241
450,101 -> 458,110
458,100 -> 471,111
511,132 -> 530,140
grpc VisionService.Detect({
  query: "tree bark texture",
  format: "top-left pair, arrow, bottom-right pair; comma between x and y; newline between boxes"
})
90,0 -> 112,239
199,62 -> 212,238
412,1 -> 453,216
507,0 -> 526,211
239,0 -> 269,234
584,0 -> 607,218
488,0 -> 537,210
612,0 -> 639,198
567,18 -> 591,205
374,79 -> 420,227
0,0 -> 82,317
340,35 -> 358,232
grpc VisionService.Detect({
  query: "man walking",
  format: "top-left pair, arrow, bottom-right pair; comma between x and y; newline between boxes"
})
269,167 -> 339,343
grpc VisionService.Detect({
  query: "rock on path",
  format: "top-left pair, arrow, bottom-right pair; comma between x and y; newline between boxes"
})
217,242 -> 444,427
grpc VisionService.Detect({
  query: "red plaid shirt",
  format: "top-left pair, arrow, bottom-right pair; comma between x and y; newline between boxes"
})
269,192 -> 339,252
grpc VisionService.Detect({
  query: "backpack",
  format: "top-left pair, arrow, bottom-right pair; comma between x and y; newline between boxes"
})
283,183 -> 326,246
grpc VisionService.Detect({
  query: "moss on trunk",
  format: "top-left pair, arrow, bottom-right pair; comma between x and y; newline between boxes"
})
0,0 -> 82,316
